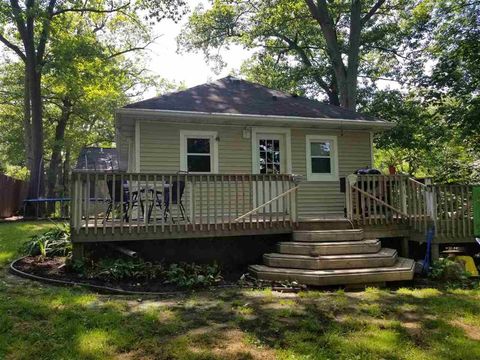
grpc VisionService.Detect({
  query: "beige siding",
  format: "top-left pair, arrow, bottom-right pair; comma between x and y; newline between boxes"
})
139,122 -> 252,173
291,129 -> 371,217
117,119 -> 372,219
116,122 -> 135,171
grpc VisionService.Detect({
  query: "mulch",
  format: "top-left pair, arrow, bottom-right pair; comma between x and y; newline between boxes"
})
12,256 -> 244,294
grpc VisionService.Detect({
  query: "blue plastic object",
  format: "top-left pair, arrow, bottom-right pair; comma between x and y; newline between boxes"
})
422,226 -> 435,274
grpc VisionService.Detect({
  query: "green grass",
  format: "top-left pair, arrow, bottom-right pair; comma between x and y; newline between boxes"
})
1,221 -> 480,359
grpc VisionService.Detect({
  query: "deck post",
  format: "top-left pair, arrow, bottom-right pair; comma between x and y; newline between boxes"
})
431,243 -> 440,261
400,176 -> 407,214
400,237 -> 409,257
72,243 -> 85,261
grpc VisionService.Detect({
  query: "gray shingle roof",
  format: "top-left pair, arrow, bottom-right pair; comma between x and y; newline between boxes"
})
125,76 -> 378,121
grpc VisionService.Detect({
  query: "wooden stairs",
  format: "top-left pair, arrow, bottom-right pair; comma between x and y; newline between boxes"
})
249,229 -> 415,287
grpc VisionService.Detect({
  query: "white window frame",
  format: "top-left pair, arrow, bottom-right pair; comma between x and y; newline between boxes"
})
180,130 -> 219,173
306,135 -> 339,181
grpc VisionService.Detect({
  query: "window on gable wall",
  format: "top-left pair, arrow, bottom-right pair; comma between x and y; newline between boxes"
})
306,135 -> 339,181
180,131 -> 218,173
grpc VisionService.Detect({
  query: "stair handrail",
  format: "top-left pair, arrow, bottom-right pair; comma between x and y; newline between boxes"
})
234,185 -> 299,223
350,183 -> 408,217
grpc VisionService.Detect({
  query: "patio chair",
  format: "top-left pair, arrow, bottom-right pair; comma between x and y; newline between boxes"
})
147,179 -> 189,223
104,179 -> 138,222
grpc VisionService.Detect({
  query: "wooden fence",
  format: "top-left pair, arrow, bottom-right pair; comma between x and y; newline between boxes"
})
0,173 -> 27,218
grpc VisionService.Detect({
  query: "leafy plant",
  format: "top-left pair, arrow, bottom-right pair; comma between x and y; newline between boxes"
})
429,258 -> 471,283
22,224 -> 71,258
163,262 -> 222,288
89,258 -> 163,282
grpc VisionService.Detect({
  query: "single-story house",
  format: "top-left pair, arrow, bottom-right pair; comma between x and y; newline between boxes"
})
115,76 -> 392,219
69,76 -> 474,286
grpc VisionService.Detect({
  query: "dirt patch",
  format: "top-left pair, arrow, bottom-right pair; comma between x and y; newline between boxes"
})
12,256 -> 242,293
451,320 -> 480,341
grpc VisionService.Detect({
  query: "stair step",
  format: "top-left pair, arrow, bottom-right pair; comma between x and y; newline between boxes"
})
278,239 -> 381,256
249,257 -> 415,286
263,248 -> 397,270
293,229 -> 363,242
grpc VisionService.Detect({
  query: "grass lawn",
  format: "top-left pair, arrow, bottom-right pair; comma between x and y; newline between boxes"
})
1,221 -> 480,359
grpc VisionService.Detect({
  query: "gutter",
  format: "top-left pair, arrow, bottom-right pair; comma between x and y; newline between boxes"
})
116,108 -> 395,130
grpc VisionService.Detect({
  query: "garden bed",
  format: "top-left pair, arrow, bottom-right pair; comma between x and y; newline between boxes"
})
11,256 -> 244,294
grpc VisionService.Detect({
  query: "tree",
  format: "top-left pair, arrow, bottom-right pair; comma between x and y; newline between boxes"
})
0,0 -> 185,205
178,0 -> 412,109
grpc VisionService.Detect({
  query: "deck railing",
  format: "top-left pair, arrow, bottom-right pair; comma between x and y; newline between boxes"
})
70,171 -> 299,236
346,174 -> 474,239
431,184 -> 474,238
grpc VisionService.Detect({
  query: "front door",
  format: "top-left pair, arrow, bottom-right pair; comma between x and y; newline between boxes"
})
254,133 -> 286,211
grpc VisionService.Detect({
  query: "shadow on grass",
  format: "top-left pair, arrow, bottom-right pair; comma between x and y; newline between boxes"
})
1,277 -> 480,360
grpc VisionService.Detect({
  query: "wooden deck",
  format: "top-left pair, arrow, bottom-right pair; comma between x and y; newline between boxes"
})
70,171 -> 476,256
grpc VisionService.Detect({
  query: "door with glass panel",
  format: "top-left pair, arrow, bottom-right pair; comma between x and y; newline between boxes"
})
254,133 -> 286,211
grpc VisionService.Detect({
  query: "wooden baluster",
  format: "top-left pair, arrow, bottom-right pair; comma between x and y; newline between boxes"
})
294,182 -> 299,227
128,174 -> 133,234
199,175 -> 203,231
384,176 -> 390,225
161,175 -> 165,233
93,173 -> 98,235
191,175 -> 196,232
110,174 -> 115,234
249,175 -> 254,228
84,173 -> 90,235
411,182 -> 417,229
262,175 -> 267,228
145,174 -> 149,232
153,175 -> 157,233
206,175 -> 211,231
176,175 -> 180,231
256,175 -> 260,229
213,175 -> 218,230
377,175 -> 384,224
443,185 -> 449,237
136,174 -> 141,234
372,175 -> 378,225
220,175 -> 225,230
168,175 -> 173,232
449,185 -> 454,237
235,175 -> 239,229
120,174 -> 124,234
269,174 -> 273,228
242,175 -> 247,229
228,175 -> 232,230
461,186 -> 466,237
276,175 -> 281,226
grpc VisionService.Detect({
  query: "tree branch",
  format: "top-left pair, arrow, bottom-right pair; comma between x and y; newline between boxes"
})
361,0 -> 387,25
9,0 -> 28,45
0,33 -> 26,61
37,0 -> 57,64
52,2 -> 130,16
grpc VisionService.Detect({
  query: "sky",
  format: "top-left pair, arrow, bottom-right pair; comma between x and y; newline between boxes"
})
147,0 -> 251,90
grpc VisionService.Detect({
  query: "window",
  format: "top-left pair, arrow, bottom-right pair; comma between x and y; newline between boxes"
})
259,138 -> 281,174
306,135 -> 338,181
180,130 -> 218,173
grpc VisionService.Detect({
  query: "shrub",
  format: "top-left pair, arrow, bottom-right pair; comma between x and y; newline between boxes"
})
429,258 -> 471,282
164,262 -> 222,288
23,224 -> 71,258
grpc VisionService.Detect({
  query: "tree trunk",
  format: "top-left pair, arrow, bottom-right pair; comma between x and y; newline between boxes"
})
25,54 -> 45,202
23,74 -> 33,172
345,0 -> 362,111
47,100 -> 71,199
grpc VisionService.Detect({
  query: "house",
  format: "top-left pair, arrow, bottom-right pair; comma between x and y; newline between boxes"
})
70,76 -> 475,286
